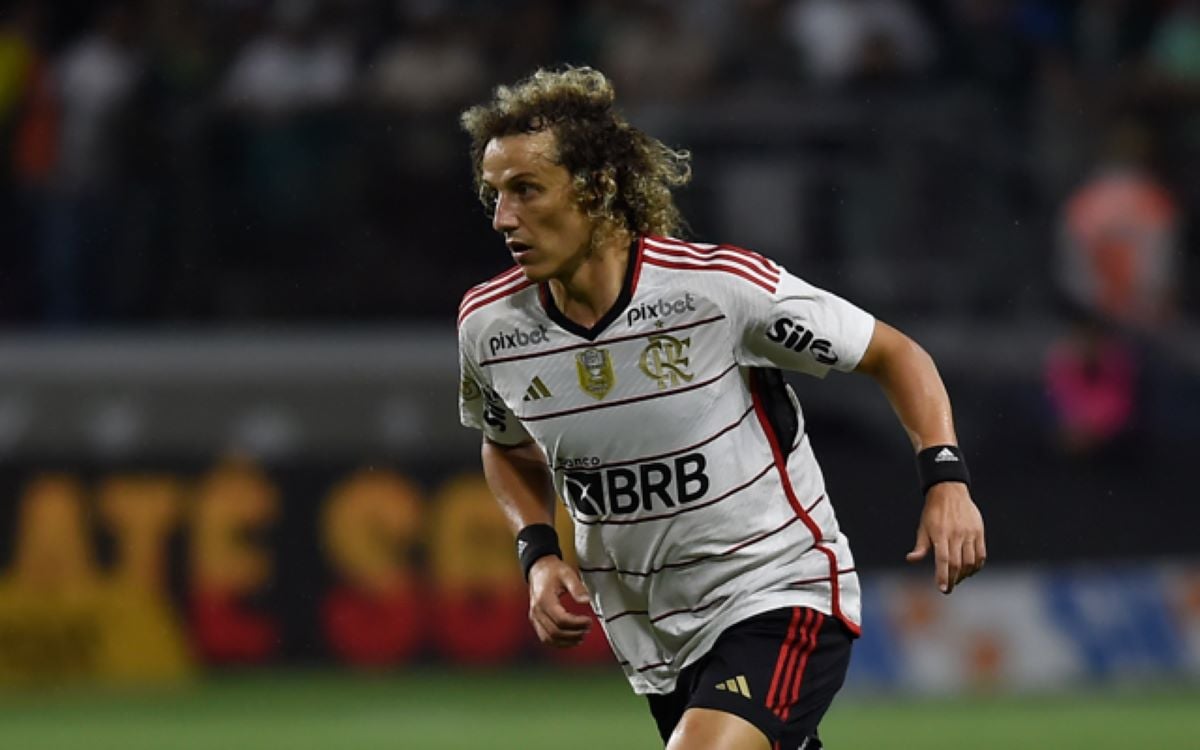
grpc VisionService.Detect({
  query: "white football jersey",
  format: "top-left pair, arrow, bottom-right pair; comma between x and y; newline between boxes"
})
458,235 -> 876,694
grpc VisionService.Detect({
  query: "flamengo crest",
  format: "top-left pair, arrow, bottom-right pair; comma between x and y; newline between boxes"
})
576,347 -> 615,399
640,334 -> 694,390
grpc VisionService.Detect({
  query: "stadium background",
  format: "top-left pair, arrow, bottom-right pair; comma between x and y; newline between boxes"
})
1,0 -> 1199,747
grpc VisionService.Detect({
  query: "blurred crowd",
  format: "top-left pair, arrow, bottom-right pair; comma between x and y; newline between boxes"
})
0,0 -> 1198,331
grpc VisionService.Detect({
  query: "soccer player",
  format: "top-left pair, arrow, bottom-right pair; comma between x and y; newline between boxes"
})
456,67 -> 985,750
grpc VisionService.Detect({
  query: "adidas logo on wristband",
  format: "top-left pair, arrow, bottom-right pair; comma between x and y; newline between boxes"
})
934,447 -> 959,462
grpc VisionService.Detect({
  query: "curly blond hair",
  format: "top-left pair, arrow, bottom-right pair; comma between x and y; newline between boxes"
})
460,66 -> 692,239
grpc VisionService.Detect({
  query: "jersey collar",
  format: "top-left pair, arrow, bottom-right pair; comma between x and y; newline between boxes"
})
539,236 -> 643,341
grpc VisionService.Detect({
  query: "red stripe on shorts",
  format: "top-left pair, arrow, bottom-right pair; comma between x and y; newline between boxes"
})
778,611 -> 826,722
766,607 -> 807,714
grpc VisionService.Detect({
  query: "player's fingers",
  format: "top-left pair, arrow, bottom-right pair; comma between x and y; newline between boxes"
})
948,533 -> 965,591
565,572 -> 591,604
530,614 -> 553,645
548,625 -> 588,648
533,604 -> 589,648
532,606 -> 581,648
542,596 -> 591,632
530,597 -> 566,638
905,529 -> 931,562
975,534 -> 988,570
959,537 -> 978,581
935,537 -> 953,594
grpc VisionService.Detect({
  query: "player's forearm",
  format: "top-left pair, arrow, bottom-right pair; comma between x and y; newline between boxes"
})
481,438 -> 558,533
856,321 -> 958,451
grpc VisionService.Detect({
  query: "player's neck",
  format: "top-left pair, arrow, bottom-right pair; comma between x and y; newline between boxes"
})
547,231 -> 631,328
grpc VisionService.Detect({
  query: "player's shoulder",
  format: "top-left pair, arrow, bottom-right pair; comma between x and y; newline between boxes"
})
457,265 -> 537,332
639,234 -> 782,296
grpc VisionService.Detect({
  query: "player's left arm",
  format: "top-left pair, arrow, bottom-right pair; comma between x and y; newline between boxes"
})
854,320 -> 987,594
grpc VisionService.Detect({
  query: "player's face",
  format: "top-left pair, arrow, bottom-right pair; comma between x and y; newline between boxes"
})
479,130 -> 597,282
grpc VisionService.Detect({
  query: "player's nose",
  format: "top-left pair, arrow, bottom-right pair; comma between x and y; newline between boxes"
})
492,193 -> 518,233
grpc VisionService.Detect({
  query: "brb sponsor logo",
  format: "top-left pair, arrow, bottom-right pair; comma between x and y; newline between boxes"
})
627,293 -> 697,326
488,324 -> 550,356
562,453 -> 710,518
766,318 -> 838,365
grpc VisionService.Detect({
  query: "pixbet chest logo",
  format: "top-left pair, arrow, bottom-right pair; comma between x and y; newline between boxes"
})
562,453 -> 710,518
488,324 -> 550,356
766,318 -> 838,365
627,293 -> 696,327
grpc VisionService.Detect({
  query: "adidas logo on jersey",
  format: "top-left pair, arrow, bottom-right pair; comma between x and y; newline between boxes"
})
714,675 -> 752,699
934,447 -> 959,462
523,376 -> 552,401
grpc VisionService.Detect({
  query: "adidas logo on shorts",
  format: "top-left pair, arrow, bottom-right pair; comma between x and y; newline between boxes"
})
714,675 -> 752,699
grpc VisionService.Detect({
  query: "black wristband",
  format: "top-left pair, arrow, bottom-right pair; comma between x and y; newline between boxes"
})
516,523 -> 562,581
916,445 -> 971,495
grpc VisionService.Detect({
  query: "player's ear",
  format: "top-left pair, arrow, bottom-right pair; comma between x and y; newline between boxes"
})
590,168 -> 618,213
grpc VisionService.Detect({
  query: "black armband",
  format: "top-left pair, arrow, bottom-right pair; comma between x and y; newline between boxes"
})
516,523 -> 562,581
916,445 -> 971,495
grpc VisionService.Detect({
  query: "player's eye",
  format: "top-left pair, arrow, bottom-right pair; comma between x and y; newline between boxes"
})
479,187 -> 498,215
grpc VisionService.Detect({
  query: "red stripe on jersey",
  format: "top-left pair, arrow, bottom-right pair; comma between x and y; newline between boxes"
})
648,595 -> 728,624
459,266 -> 525,311
602,609 -> 647,623
457,278 -> 535,326
643,238 -> 782,279
814,543 -> 860,636
520,362 -> 738,423
579,515 -> 803,576
642,255 -> 777,294
646,235 -> 780,277
644,236 -> 780,282
631,235 -> 646,290
481,313 -> 727,367
604,594 -> 727,625
459,266 -> 524,310
750,370 -> 858,634
766,607 -> 806,713
749,372 -> 822,540
786,568 -> 856,588
573,405 -> 753,471
572,460 -> 773,527
779,611 -> 825,721
643,247 -> 779,289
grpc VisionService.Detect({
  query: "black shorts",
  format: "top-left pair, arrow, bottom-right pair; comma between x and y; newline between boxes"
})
646,607 -> 853,749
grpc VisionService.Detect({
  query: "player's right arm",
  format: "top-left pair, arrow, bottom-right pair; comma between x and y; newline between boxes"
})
459,310 -> 590,646
480,437 -> 592,648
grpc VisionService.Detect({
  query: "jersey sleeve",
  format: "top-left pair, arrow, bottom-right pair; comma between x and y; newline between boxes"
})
729,267 -> 876,377
458,328 -> 533,445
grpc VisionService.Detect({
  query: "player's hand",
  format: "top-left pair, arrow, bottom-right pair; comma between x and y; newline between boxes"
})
527,556 -> 592,648
906,482 -> 986,594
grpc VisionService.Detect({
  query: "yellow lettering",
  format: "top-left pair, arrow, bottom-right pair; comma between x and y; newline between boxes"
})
190,461 -> 278,592
429,474 -> 522,589
321,469 -> 421,594
10,475 -> 98,593
98,476 -> 183,591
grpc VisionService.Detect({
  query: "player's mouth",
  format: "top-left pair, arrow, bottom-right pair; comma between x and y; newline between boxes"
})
507,239 -> 534,262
